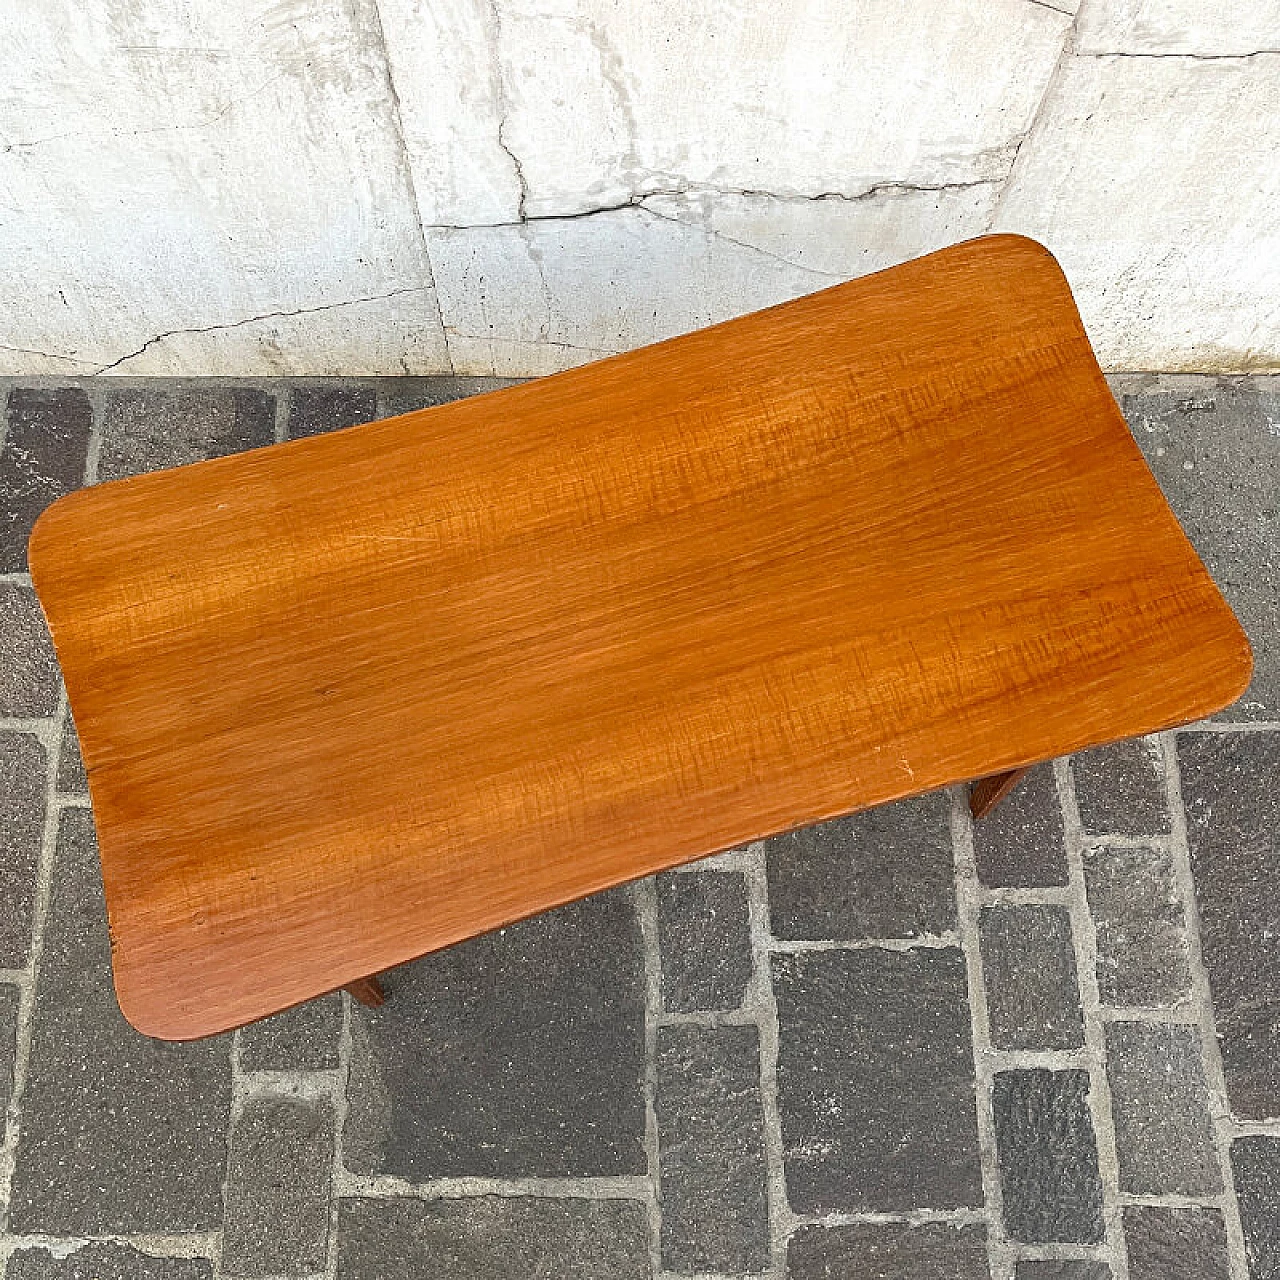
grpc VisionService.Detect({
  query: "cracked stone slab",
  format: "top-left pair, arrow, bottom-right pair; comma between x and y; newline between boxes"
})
992,1069 -> 1105,1244
221,1093 -> 334,1277
656,870 -> 752,1012
1179,730 -> 1280,1118
1083,844 -> 1191,1008
771,947 -> 982,1213
97,387 -> 275,480
1104,1021 -> 1220,1196
0,730 -> 46,967
0,583 -> 60,717
336,1196 -> 650,1280
7,808 -> 231,1234
1118,376 -> 1280,719
994,59 -> 1280,370
0,2 -> 444,377
787,1221 -> 989,1279
972,763 -> 1069,887
0,386 -> 91,571
656,1023 -> 768,1273
1123,1206 -> 1230,1280
5,1244 -> 213,1280
344,887 -> 646,1179
766,790 -> 955,941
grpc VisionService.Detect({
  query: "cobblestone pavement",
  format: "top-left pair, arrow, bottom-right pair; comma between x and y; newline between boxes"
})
0,374 -> 1276,1280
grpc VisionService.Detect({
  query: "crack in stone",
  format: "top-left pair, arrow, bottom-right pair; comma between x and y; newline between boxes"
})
0,343 -> 100,369
1082,49 -> 1280,59
92,288 -> 432,374
485,0 -> 528,220
1024,0 -> 1074,15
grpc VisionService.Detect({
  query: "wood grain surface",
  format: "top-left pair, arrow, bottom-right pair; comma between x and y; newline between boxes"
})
30,235 -> 1251,1040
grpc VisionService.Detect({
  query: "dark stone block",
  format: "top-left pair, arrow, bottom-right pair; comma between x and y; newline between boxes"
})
972,764 -> 1068,888
0,731 -> 45,966
1014,1264 -> 1111,1279
657,870 -> 752,1012
1232,1136 -> 1280,1277
98,387 -> 274,480
0,583 -> 59,717
786,1221 -> 989,1279
336,1196 -> 650,1280
1,983 -> 18,1143
656,1023 -> 767,1273
238,994 -> 341,1071
378,376 -> 521,419
221,1094 -> 334,1277
1,387 -> 92,571
1072,738 -> 1168,836
1122,378 -> 1280,718
57,715 -> 87,793
7,808 -> 231,1233
766,791 -> 955,940
771,947 -> 981,1212
287,385 -> 377,438
979,905 -> 1083,1050
1083,844 -> 1190,1007
344,887 -> 646,1179
6,1243 -> 213,1280
1123,1206 -> 1229,1280
1105,1021 -> 1220,1196
1179,731 -> 1280,1117
992,1069 -> 1105,1244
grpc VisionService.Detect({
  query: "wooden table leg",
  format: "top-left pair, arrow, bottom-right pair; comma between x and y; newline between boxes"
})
969,766 -> 1031,820
343,975 -> 385,1007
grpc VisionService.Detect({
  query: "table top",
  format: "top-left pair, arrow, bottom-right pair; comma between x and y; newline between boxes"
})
30,235 -> 1251,1040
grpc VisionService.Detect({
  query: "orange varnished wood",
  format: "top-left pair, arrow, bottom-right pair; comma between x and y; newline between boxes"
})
29,236 -> 1251,1040
970,767 -> 1032,820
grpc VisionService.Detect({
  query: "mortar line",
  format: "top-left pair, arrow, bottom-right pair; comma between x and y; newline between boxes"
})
949,786 -> 1010,1279
1160,732 -> 1251,1280
325,992 -> 354,1279
1181,720 -> 1280,734
0,719 -> 59,743
0,1232 -> 218,1261
81,380 -> 108,487
1054,755 -> 1130,1280
741,841 -> 791,1279
0,688 -> 66,1229
977,885 -> 1075,907
336,1172 -> 654,1200
634,876 -> 665,1280
211,1029 -> 245,1279
768,933 -> 960,953
0,574 -> 33,586
272,384 -> 290,444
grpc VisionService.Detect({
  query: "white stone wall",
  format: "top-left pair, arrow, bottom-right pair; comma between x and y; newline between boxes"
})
1,0 -> 1277,377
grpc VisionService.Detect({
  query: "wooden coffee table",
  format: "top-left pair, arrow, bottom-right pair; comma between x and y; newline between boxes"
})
30,235 -> 1251,1040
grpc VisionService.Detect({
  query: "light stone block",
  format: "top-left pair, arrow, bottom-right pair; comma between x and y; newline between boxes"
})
1076,0 -> 1280,55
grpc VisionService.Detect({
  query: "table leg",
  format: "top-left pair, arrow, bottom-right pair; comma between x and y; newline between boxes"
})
969,766 -> 1031,820
343,975 -> 385,1007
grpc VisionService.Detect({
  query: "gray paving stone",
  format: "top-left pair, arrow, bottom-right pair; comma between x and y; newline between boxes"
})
1072,737 -> 1168,836
5,1243 -> 213,1280
657,870 -> 752,1012
1,386 -> 92,571
336,1195 -> 650,1280
1014,1264 -> 1111,1279
993,1069 -> 1105,1244
1122,377 -> 1280,718
0,583 -> 59,717
766,791 -> 955,940
980,905 -> 1084,1050
221,1093 -> 334,1277
57,714 -> 87,793
656,1023 -> 768,1273
1231,1136 -> 1280,1278
98,387 -> 274,479
238,993 -> 341,1071
1105,1021 -> 1219,1195
1123,1206 -> 1229,1280
345,887 -> 646,1179
786,1221 -> 989,1279
1083,844 -> 1190,1008
0,731 -> 45,966
973,764 -> 1069,888
287,384 -> 377,437
771,947 -> 981,1213
1,982 -> 18,1143
1179,731 -> 1280,1118
377,375 -> 521,418
7,808 -> 231,1233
